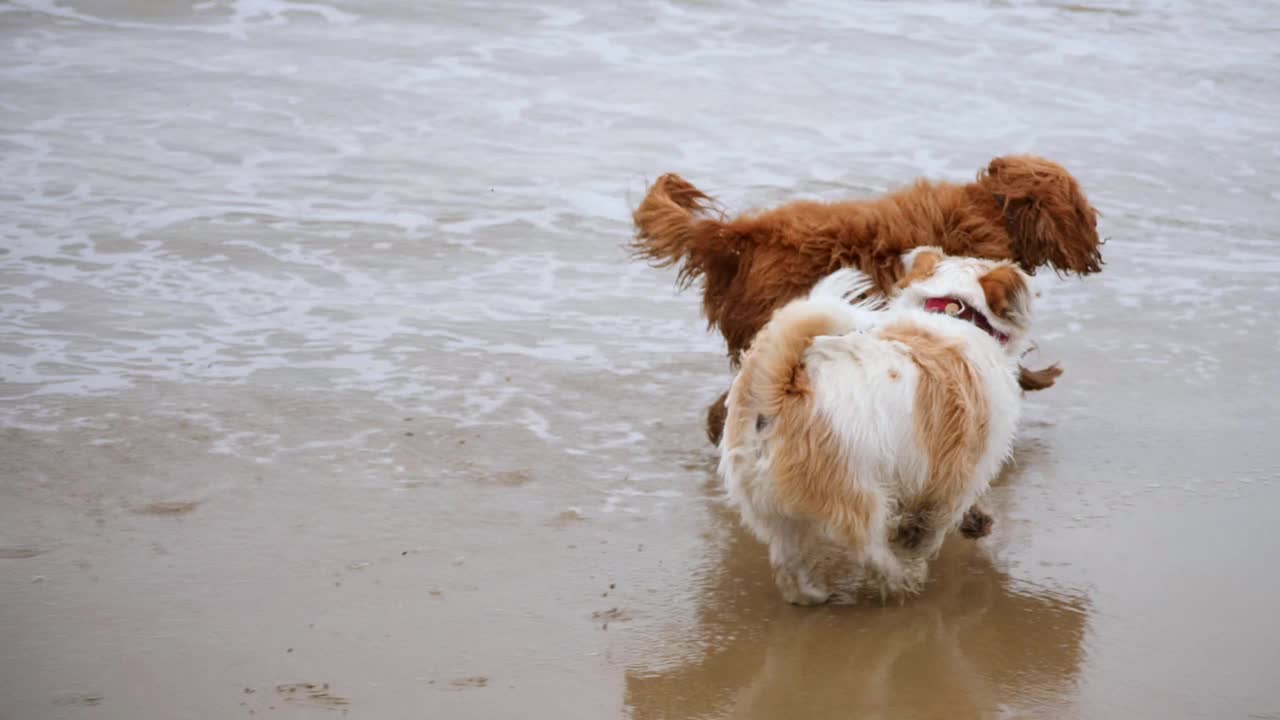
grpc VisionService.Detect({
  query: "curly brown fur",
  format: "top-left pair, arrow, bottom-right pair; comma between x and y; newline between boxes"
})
634,156 -> 1100,360
633,156 -> 1102,445
984,156 -> 1102,276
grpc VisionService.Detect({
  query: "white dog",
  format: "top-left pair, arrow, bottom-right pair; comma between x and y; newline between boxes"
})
718,247 -> 1033,605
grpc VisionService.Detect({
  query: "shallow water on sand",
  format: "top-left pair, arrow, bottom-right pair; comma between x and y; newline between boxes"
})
2,1 -> 1279,718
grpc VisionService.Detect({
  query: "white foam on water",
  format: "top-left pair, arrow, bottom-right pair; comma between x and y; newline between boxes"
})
1,0 -> 1278,512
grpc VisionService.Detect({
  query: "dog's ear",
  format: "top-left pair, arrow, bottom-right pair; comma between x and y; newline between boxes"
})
980,156 -> 1102,276
979,264 -> 1030,324
896,246 -> 944,290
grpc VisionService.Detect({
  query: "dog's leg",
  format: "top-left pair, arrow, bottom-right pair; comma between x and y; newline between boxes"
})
893,502 -> 939,551
767,524 -> 830,606
959,505 -> 994,539
807,544 -> 862,605
705,390 -> 728,446
898,501 -> 993,543
865,536 -> 926,601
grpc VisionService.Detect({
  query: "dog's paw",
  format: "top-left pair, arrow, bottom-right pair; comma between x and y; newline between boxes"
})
774,568 -> 832,606
1018,363 -> 1063,391
893,515 -> 929,550
959,506 -> 994,539
825,590 -> 858,606
784,590 -> 832,607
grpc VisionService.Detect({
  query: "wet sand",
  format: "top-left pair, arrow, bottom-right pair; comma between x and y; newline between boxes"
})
3,1 -> 1280,718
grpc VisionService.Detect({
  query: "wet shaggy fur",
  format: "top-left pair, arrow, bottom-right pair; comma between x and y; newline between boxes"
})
632,155 -> 1100,444
719,250 -> 1031,604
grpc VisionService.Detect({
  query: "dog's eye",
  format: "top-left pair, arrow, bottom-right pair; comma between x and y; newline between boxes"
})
755,414 -> 768,432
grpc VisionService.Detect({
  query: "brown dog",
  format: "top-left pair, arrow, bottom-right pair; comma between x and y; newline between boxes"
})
632,155 -> 1102,445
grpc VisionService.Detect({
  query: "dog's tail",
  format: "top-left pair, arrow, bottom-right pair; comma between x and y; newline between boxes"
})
735,267 -> 885,417
737,300 -> 850,418
631,174 -> 738,291
727,297 -> 885,557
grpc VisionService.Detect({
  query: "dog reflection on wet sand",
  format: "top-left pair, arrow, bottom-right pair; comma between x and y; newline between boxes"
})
623,513 -> 1091,720
720,249 -> 1033,604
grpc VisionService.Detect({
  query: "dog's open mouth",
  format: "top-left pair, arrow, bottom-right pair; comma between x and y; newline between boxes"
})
923,297 -> 1009,344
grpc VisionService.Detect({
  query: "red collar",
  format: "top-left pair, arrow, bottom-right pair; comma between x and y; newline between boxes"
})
923,297 -> 1009,344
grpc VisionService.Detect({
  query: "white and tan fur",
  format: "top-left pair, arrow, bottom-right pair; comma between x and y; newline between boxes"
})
718,248 -> 1033,605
